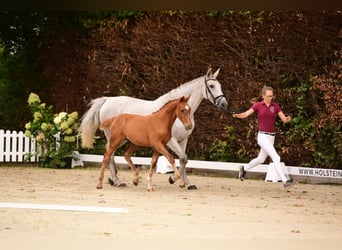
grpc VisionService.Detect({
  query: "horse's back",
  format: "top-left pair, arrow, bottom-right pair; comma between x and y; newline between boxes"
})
100,96 -> 158,122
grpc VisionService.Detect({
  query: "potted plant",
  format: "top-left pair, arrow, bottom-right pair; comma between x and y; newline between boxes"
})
24,92 -> 80,168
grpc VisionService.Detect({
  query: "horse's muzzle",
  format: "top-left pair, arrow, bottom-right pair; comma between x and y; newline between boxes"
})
216,96 -> 228,111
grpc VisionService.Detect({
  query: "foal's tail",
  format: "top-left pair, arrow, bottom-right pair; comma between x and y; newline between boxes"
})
78,97 -> 108,148
99,116 -> 117,131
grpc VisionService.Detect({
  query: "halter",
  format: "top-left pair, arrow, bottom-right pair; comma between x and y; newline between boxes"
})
204,78 -> 226,107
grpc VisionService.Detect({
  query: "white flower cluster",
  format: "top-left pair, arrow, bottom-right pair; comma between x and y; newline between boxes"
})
54,111 -> 79,143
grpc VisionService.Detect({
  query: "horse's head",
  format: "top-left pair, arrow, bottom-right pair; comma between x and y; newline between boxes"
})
203,68 -> 228,111
176,95 -> 192,131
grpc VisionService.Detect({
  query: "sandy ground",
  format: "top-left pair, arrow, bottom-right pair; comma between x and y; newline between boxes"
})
0,165 -> 341,245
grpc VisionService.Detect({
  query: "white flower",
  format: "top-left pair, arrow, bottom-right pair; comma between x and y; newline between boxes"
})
69,111 -> 78,120
64,128 -> 73,135
25,122 -> 31,129
63,135 -> 75,143
41,123 -> 48,131
27,93 -> 41,105
58,112 -> 67,119
54,116 -> 62,125
33,112 -> 42,122
60,121 -> 69,130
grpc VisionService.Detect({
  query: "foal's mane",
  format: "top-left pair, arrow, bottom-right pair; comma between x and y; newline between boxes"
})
152,98 -> 179,114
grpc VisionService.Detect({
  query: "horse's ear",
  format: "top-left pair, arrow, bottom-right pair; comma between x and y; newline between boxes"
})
206,68 -> 212,78
213,68 -> 220,78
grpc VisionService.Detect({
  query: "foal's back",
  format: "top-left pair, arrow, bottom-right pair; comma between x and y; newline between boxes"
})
101,112 -> 170,147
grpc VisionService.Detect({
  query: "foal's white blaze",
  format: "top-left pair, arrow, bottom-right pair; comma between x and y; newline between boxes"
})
185,105 -> 190,110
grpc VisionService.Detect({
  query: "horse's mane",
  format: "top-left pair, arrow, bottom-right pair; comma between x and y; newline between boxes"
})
164,75 -> 203,98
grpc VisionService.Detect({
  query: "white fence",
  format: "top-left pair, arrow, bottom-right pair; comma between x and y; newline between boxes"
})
1,129 -> 341,183
0,129 -> 38,162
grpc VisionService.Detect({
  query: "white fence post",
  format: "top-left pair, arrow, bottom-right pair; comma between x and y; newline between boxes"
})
0,129 -> 37,163
5,130 -> 11,162
0,130 -> 4,161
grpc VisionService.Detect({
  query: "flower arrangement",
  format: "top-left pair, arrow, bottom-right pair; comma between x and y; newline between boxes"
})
25,92 -> 79,168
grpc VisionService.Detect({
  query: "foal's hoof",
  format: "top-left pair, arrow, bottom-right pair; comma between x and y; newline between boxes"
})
168,176 -> 176,185
133,180 -> 139,186
147,187 -> 154,192
179,184 -> 186,188
187,185 -> 197,190
96,186 -> 103,189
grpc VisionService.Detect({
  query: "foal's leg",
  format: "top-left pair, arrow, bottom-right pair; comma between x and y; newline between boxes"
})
123,144 -> 140,185
154,143 -> 185,188
97,134 -> 124,189
147,150 -> 160,192
97,147 -> 116,189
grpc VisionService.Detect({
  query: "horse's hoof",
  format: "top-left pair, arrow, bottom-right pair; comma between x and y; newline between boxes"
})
116,182 -> 127,187
179,184 -> 186,188
133,180 -> 139,186
168,176 -> 176,185
96,186 -> 103,189
108,177 -> 114,186
147,188 -> 154,192
187,185 -> 197,190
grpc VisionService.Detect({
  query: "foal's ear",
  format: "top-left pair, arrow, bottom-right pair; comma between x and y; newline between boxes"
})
180,95 -> 190,103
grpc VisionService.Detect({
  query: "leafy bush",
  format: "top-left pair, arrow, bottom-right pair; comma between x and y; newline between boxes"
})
24,93 -> 79,168
208,125 -> 247,162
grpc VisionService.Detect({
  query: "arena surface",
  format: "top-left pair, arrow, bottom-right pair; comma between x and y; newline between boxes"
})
0,165 -> 341,243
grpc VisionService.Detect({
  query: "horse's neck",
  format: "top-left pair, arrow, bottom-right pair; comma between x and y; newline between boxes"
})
155,77 -> 204,113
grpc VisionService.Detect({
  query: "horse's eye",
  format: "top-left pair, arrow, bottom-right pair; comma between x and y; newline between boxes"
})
210,84 -> 214,88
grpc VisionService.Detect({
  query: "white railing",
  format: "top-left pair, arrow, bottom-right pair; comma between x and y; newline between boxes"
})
1,129 -> 341,183
0,129 -> 38,162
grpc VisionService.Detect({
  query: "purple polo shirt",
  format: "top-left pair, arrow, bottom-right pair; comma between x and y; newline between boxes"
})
251,101 -> 282,133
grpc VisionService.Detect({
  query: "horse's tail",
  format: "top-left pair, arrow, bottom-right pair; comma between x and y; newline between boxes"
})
99,116 -> 117,131
78,97 -> 108,148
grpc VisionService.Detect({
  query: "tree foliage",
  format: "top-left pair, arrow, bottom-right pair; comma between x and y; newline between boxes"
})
0,11 -> 340,168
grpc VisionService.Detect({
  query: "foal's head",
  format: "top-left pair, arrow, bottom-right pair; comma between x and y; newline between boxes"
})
176,95 -> 192,131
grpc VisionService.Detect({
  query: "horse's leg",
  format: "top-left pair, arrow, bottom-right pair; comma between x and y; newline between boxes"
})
105,129 -> 126,187
167,137 -> 196,190
108,156 -> 125,186
154,143 -> 185,188
123,143 -> 140,186
147,150 -> 160,192
177,137 -> 197,190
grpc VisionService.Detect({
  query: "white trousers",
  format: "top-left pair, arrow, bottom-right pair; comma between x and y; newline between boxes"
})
245,132 -> 288,183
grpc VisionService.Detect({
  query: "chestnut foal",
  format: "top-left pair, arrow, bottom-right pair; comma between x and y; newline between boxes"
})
97,95 -> 192,191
